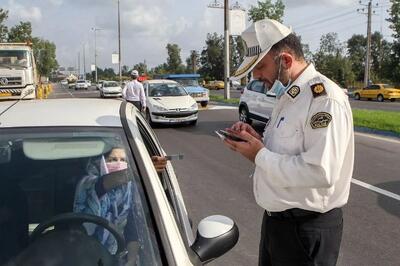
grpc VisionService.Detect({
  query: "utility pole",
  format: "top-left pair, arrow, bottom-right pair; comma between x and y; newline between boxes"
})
117,0 -> 122,86
78,52 -> 81,79
358,0 -> 379,87
92,27 -> 102,84
191,50 -> 197,73
83,43 -> 86,80
208,0 -> 232,99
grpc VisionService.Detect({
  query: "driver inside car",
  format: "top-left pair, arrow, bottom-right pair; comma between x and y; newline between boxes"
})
73,147 -> 168,264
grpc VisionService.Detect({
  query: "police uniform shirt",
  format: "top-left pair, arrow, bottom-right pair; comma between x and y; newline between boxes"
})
122,80 -> 146,108
253,63 -> 354,213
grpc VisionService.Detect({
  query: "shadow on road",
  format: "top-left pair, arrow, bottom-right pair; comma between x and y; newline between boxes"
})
376,181 -> 400,218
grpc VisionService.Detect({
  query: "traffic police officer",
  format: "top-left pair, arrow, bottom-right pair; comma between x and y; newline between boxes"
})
224,19 -> 354,265
122,70 -> 146,112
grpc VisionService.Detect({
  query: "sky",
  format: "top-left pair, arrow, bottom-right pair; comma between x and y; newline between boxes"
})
3,0 -> 395,72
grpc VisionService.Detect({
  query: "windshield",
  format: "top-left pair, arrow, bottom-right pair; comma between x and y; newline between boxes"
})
148,83 -> 187,97
174,79 -> 199,87
0,127 -> 163,265
77,80 -> 86,83
104,82 -> 119,87
0,50 -> 30,69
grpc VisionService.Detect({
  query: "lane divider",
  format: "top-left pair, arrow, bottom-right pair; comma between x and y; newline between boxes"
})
352,178 -> 400,201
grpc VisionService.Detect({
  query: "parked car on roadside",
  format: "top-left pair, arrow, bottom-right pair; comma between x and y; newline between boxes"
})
0,98 -> 239,266
100,81 -> 122,98
142,80 -> 198,126
75,79 -> 88,90
205,80 -> 225,90
238,80 -> 276,124
354,83 -> 400,102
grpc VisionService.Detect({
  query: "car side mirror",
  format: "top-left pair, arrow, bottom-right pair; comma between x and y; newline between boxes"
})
191,215 -> 239,264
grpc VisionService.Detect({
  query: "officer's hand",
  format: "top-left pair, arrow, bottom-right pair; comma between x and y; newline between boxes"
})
223,130 -> 264,163
229,122 -> 262,141
151,156 -> 167,173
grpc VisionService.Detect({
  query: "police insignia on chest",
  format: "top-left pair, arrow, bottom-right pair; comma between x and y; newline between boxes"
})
310,112 -> 332,129
287,85 -> 300,99
311,83 -> 327,98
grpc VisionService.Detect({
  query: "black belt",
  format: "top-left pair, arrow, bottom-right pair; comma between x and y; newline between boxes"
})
266,208 -> 321,218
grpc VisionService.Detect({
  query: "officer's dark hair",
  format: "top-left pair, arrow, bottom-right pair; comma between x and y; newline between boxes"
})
270,33 -> 305,61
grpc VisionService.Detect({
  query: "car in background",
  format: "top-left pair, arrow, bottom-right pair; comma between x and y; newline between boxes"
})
239,80 -> 276,124
75,79 -> 88,90
60,80 -> 68,86
205,80 -> 224,90
86,80 -> 91,87
158,74 -> 209,107
142,80 -> 198,126
354,83 -> 400,102
0,99 -> 238,265
100,81 -> 122,98
230,80 -> 243,90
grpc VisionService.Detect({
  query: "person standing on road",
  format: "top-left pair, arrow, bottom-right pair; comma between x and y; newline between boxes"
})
224,19 -> 354,266
123,70 -> 146,112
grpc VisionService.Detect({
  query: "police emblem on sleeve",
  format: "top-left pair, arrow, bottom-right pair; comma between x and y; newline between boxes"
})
310,112 -> 332,129
311,83 -> 327,98
287,85 -> 300,99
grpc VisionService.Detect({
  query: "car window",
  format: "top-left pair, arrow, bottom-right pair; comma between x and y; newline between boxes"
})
0,127 -> 163,265
104,82 -> 118,87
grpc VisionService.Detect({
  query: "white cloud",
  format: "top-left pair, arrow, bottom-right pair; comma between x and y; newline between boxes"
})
47,0 -> 63,6
6,0 -> 42,23
283,0 -> 353,8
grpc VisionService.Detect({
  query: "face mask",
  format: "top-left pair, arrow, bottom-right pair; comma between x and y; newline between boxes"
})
106,161 -> 128,173
271,55 -> 291,99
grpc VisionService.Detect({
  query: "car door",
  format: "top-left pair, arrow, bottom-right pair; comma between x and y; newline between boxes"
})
250,81 -> 270,119
245,80 -> 260,117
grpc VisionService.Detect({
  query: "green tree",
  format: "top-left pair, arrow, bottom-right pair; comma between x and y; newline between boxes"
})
248,0 -> 285,23
313,33 -> 354,86
185,50 -> 200,73
32,38 -> 58,79
132,62 -> 147,75
370,32 -> 392,82
166,43 -> 184,73
347,34 -> 366,81
230,36 -> 245,75
199,33 -> 224,80
0,9 -> 8,42
121,65 -> 130,76
386,0 -> 400,82
8,21 -> 33,42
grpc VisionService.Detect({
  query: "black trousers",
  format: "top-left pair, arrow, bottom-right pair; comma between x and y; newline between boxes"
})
259,208 -> 343,266
127,100 -> 142,111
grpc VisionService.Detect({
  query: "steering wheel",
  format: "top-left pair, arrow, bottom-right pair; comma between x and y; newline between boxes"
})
30,212 -> 127,256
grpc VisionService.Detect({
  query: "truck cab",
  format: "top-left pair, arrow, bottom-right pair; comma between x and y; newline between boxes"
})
0,43 -> 38,100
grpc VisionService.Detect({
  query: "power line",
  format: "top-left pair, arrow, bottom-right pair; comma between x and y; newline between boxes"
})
296,15 -> 362,34
295,10 -> 355,31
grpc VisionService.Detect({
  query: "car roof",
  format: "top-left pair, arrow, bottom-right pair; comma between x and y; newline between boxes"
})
0,99 -> 131,128
145,79 -> 177,84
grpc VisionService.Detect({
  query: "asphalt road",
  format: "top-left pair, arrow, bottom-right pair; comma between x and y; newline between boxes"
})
210,88 -> 400,112
52,84 -> 400,266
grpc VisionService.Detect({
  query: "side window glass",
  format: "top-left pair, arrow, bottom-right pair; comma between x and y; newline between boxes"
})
252,81 -> 265,93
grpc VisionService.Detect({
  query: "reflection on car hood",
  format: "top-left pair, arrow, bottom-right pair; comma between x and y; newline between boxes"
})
183,86 -> 207,93
148,95 -> 196,110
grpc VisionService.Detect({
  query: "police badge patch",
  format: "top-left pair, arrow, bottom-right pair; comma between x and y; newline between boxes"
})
310,112 -> 332,129
287,86 -> 300,99
311,83 -> 327,98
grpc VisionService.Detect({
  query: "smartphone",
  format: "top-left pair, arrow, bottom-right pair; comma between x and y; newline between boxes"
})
215,130 -> 246,142
165,154 -> 184,161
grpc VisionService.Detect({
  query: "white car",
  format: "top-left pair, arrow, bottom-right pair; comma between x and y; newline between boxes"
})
100,81 -> 122,98
239,80 -> 276,124
0,99 -> 238,265
86,80 -> 92,87
75,79 -> 88,90
143,80 -> 198,126
60,80 -> 68,86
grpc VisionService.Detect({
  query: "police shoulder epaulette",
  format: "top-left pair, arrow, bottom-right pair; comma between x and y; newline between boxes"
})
310,82 -> 327,98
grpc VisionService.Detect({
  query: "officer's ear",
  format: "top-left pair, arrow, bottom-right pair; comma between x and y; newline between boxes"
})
280,52 -> 293,70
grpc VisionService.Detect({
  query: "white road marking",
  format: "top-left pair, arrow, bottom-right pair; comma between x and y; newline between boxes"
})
352,178 -> 400,201
208,106 -> 238,110
355,132 -> 400,144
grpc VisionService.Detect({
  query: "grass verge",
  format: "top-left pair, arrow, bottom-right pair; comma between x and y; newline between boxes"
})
352,109 -> 400,135
210,95 -> 240,105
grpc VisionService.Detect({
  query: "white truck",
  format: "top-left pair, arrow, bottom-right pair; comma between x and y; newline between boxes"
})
0,43 -> 38,100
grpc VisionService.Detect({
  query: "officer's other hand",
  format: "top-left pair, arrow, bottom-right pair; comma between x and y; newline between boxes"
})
229,122 -> 262,140
151,156 -> 167,173
223,130 -> 264,162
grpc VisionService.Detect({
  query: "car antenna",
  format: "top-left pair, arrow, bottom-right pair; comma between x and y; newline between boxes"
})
0,88 -> 35,118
